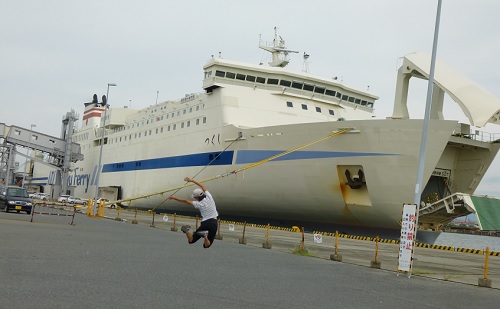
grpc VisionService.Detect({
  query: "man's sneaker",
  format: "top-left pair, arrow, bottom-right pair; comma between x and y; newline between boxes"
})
181,225 -> 191,233
197,230 -> 209,238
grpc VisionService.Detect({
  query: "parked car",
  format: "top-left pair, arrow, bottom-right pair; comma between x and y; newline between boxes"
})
67,196 -> 87,205
33,193 -> 50,201
0,186 -> 32,214
57,195 -> 71,203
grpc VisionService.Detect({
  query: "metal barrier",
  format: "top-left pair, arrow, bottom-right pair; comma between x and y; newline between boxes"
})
30,202 -> 78,225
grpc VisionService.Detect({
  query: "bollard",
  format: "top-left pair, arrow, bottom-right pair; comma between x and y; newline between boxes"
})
150,211 -> 156,228
30,204 -> 36,222
239,221 -> 247,244
330,230 -> 342,262
215,218 -> 223,240
171,213 -> 178,231
262,223 -> 272,249
478,247 -> 492,288
370,236 -> 381,269
132,208 -> 138,224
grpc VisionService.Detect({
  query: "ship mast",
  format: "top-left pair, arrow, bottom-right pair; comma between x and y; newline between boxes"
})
259,27 -> 299,68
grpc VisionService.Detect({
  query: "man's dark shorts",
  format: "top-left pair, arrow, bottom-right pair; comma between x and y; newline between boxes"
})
191,218 -> 218,248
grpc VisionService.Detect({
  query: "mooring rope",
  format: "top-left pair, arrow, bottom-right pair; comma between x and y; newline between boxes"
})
110,127 -> 352,206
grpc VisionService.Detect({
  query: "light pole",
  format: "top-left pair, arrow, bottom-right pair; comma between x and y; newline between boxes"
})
93,83 -> 116,214
21,124 -> 36,188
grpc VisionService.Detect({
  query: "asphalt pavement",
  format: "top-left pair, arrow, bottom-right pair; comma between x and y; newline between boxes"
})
1,209 -> 499,309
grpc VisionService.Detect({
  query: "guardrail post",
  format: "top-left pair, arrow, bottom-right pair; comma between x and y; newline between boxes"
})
69,206 -> 76,226
115,206 -> 122,221
330,230 -> 342,261
150,211 -> 155,227
170,213 -> 178,231
478,246 -> 492,288
370,236 -> 381,269
215,218 -> 223,240
30,203 -> 36,222
262,223 -> 272,249
239,221 -> 247,244
132,207 -> 138,224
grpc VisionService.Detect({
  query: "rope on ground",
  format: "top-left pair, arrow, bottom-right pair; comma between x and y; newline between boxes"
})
110,128 -> 353,205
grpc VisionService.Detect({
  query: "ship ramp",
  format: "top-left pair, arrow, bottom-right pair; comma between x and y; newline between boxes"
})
419,193 -> 500,231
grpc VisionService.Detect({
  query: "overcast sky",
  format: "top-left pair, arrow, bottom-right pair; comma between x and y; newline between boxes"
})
2,0 -> 499,196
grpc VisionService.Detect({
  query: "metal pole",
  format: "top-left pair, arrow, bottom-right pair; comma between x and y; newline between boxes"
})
22,124 -> 36,188
93,83 -> 116,215
411,0 -> 442,276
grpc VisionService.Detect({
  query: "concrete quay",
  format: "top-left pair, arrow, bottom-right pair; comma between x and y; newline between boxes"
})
1,208 -> 499,308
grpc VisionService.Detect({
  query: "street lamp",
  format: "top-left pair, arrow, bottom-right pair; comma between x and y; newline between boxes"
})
93,83 -> 116,214
21,124 -> 36,188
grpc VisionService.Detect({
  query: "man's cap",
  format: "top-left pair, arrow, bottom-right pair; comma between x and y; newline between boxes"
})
192,188 -> 204,198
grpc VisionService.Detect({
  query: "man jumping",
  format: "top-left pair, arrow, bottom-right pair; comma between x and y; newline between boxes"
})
168,177 -> 219,248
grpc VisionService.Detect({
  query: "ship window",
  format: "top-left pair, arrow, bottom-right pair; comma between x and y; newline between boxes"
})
246,75 -> 256,82
279,80 -> 291,87
315,107 -> 321,113
215,70 -> 225,77
361,100 -> 367,106
177,111 -> 180,116
291,81 -> 303,89
173,124 -> 176,130
336,92 -> 342,99
286,101 -> 293,107
189,107 -> 192,112
166,114 -> 169,119
196,119 -> 200,125
342,95 -> 348,101
181,122 -> 184,128
156,128 -> 158,134
236,73 -> 245,81
267,78 -> 279,85
171,113 -> 174,118
301,104 -> 308,110
355,98 -> 361,104
183,109 -> 186,114
138,133 -> 141,137
129,135 -> 132,140
225,72 -> 236,79
167,125 -> 171,131
367,102 -> 374,108
303,83 -> 314,91
187,121 -> 190,127
203,117 -> 207,123
348,96 -> 355,103
329,109 -> 335,115
134,133 -> 137,138
325,89 -> 336,96
314,87 -> 325,94
256,77 -> 266,84
196,106 -> 199,111
120,137 -> 122,142
144,131 -> 147,136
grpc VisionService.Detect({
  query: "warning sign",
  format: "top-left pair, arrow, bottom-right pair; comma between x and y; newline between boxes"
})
398,204 -> 417,272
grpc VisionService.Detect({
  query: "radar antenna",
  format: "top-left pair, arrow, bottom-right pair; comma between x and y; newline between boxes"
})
302,52 -> 310,73
259,27 -> 298,68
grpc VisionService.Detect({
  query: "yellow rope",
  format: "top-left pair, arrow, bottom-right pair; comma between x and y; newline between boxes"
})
110,128 -> 352,205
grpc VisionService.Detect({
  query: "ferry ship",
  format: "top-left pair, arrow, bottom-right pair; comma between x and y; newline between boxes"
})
32,31 -> 500,233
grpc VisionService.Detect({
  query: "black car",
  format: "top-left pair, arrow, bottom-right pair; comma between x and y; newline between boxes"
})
0,186 -> 33,214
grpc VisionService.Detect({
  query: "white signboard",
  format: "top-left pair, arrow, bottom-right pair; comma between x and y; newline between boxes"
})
228,224 -> 235,231
398,204 -> 417,272
313,234 -> 323,244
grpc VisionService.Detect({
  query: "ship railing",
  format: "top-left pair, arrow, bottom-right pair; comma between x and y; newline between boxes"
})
453,126 -> 500,143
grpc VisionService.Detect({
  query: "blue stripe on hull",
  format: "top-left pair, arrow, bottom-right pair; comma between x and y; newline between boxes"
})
235,150 -> 391,164
102,151 -> 235,173
100,150 -> 393,174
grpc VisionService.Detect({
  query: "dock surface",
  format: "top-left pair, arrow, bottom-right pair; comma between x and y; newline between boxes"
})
1,208 -> 499,308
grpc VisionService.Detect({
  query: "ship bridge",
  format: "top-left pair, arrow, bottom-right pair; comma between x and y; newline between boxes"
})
0,110 -> 83,197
